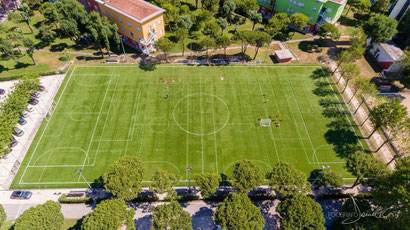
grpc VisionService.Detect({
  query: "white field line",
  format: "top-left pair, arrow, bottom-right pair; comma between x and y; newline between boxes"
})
90,75 -> 119,166
186,84 -> 189,180
211,84 -> 219,174
124,89 -> 142,156
77,73 -> 114,182
19,65 -> 78,185
199,77 -> 204,174
73,65 -> 321,68
284,68 -> 320,166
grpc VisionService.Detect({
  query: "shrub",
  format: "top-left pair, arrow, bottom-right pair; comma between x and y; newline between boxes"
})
58,194 -> 91,203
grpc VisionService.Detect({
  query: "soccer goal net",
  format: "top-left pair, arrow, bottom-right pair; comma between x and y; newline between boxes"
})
260,119 -> 271,127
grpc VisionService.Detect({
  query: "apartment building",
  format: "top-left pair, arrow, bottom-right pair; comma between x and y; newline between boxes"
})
78,0 -> 165,54
258,0 -> 347,31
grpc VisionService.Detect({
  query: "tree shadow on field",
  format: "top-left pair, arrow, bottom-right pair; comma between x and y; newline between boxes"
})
310,68 -> 330,80
312,87 -> 336,97
324,118 -> 361,158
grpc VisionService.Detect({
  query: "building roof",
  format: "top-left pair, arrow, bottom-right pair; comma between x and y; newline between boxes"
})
275,49 -> 293,59
379,41 -> 405,61
328,0 -> 347,4
99,0 -> 165,23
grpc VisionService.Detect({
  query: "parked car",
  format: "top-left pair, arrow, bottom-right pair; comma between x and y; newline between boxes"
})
26,106 -> 34,112
10,138 -> 18,148
28,98 -> 39,105
0,89 -> 5,95
13,128 -> 24,137
31,91 -> 40,98
21,111 -> 29,118
18,117 -> 27,125
10,191 -> 32,199
38,85 -> 45,91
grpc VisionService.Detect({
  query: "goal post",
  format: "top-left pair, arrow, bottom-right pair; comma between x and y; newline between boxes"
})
260,119 -> 271,127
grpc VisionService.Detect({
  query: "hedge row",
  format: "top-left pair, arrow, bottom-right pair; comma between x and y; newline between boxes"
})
58,194 -> 91,203
0,71 -> 59,82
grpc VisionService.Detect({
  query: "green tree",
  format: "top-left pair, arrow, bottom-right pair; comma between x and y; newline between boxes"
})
400,65 -> 410,88
155,38 -> 175,62
346,151 -> 390,187
82,199 -> 135,230
373,157 -> 409,229
23,37 -> 36,65
178,15 -> 193,30
217,17 -> 228,35
203,21 -> 221,38
59,19 -> 82,43
340,62 -> 360,93
231,159 -> 263,193
87,12 -> 120,58
368,98 -> 408,139
220,0 -> 235,24
290,13 -> 309,34
252,32 -> 271,59
233,30 -> 255,54
151,201 -> 192,230
199,37 -> 216,61
150,170 -> 179,194
277,194 -> 325,230
248,10 -> 262,31
0,38 -> 20,64
39,23 -> 57,45
103,156 -> 145,200
266,162 -> 310,197
347,29 -> 366,61
216,35 -> 231,60
22,0 -> 43,10
363,15 -> 397,47
0,204 -> 5,227
162,4 -> 180,31
333,50 -> 353,74
194,173 -> 221,198
18,4 -> 34,33
371,0 -> 390,14
317,23 -> 341,40
14,201 -> 64,230
201,0 -> 219,12
265,13 -> 290,38
346,0 -> 371,15
39,2 -> 59,29
348,77 -> 371,104
215,193 -> 265,229
176,28 -> 189,56
315,169 -> 343,188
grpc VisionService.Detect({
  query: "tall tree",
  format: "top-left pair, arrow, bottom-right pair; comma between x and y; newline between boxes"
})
215,193 -> 265,229
347,29 -> 366,61
82,199 -> 135,230
348,77 -> 370,104
317,23 -> 341,40
346,151 -> 390,188
0,38 -> 20,64
265,13 -> 290,38
368,98 -> 408,139
163,4 -> 180,31
266,162 -> 310,197
333,50 -> 353,74
14,201 -> 64,230
39,2 -> 59,29
217,17 -> 228,35
252,32 -> 271,60
231,159 -> 263,193
203,21 -> 221,38
248,10 -> 262,31
177,15 -> 193,30
363,15 -> 397,47
155,38 -> 175,62
340,62 -> 360,93
23,37 -> 36,65
201,0 -> 219,12
199,37 -> 215,62
216,35 -> 231,60
103,156 -> 145,200
39,23 -> 57,45
194,173 -> 221,198
277,194 -> 325,230
290,13 -> 309,34
151,201 -> 192,230
314,169 -> 343,188
371,0 -> 391,14
220,0 -> 235,25
18,4 -> 34,33
176,28 -> 189,56
87,12 -> 120,57
150,170 -> 179,194
346,0 -> 371,15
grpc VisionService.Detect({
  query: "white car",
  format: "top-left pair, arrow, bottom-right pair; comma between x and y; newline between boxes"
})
22,111 -> 29,118
26,106 -> 34,112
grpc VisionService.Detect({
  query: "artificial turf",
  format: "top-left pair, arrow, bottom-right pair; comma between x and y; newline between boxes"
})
11,65 -> 367,188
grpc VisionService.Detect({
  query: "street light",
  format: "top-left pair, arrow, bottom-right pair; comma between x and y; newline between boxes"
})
185,167 -> 193,194
263,36 -> 275,64
119,34 -> 127,62
188,35 -> 194,63
74,169 -> 92,190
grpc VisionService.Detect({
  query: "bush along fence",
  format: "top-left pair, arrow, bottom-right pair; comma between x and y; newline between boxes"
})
0,75 -> 40,157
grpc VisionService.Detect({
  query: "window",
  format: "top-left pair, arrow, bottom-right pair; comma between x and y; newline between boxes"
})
136,26 -> 141,32
153,22 -> 157,28
88,2 -> 91,6
110,12 -> 114,18
326,8 -> 332,13
158,19 -> 162,25
138,36 -> 142,41
130,32 -> 134,37
118,17 -> 123,23
121,27 -> 125,32
94,5 -> 98,10
159,29 -> 163,34
127,22 -> 132,27
132,40 -> 137,45
102,9 -> 106,14
312,7 -> 317,11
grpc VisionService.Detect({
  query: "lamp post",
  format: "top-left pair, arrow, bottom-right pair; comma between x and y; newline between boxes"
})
119,34 -> 127,62
188,35 -> 194,63
185,167 -> 193,194
263,36 -> 275,64
74,169 -> 92,190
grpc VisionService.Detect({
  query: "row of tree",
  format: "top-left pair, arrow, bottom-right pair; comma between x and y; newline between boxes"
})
0,75 -> 39,157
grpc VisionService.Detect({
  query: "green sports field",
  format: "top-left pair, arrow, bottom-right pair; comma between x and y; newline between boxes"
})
11,65 -> 366,188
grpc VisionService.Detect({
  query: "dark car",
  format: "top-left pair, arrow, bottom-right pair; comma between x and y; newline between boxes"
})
38,85 -> 45,91
0,89 -> 5,95
28,98 -> 39,105
10,138 -> 18,148
18,117 -> 27,125
10,191 -> 32,199
13,128 -> 24,137
31,91 -> 40,98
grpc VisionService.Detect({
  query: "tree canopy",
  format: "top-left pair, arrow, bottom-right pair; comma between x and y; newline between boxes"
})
194,173 -> 221,198
0,204 -> 6,227
151,201 -> 192,230
150,170 -> 180,194
231,159 -> 263,193
363,15 -> 397,46
81,199 -> 135,230
14,201 -> 64,230
103,156 -> 145,200
215,193 -> 265,229
266,162 -> 310,197
317,23 -> 341,40
277,194 -> 325,230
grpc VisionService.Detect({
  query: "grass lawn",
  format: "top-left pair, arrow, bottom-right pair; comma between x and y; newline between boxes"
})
11,65 -> 367,189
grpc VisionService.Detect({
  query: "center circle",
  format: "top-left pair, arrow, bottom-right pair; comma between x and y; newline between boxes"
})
70,106 -> 91,121
173,93 -> 230,136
